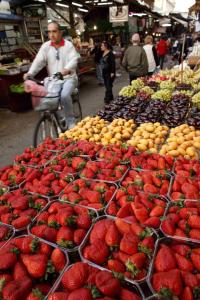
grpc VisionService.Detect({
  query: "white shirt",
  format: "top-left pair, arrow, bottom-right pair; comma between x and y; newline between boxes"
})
28,39 -> 78,80
143,44 -> 156,73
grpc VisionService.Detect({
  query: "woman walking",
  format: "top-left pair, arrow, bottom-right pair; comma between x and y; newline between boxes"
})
143,35 -> 159,75
101,41 -> 116,104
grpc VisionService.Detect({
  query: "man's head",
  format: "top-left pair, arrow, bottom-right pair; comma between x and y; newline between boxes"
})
132,33 -> 140,45
48,22 -> 62,44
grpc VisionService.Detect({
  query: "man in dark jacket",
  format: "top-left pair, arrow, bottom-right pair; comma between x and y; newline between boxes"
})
90,40 -> 104,85
122,33 -> 148,84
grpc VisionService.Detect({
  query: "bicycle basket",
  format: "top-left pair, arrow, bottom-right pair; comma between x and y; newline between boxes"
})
33,94 -> 60,112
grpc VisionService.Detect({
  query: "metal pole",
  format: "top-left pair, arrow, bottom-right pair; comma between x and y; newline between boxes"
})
181,34 -> 186,83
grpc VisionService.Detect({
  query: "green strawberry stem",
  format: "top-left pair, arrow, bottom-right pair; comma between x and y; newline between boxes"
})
57,239 -> 74,249
125,260 -> 139,278
138,244 -> 152,258
32,288 -> 45,300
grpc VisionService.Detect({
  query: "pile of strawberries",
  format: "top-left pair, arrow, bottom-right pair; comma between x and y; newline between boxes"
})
107,189 -> 167,229
81,217 -> 156,283
130,153 -> 174,171
170,176 -> 200,201
49,155 -> 88,174
0,235 -> 67,299
80,159 -> 128,182
149,239 -> 200,300
121,170 -> 171,196
29,201 -> 97,250
0,189 -> 48,230
161,200 -> 200,241
174,157 -> 200,178
97,144 -> 136,163
60,179 -> 116,211
48,262 -> 142,300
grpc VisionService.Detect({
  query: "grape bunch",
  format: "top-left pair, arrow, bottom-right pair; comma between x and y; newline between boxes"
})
131,78 -> 144,90
187,106 -> 200,129
151,89 -> 172,102
160,80 -> 176,90
136,99 -> 166,124
192,91 -> 200,108
140,86 -> 154,95
119,85 -> 137,97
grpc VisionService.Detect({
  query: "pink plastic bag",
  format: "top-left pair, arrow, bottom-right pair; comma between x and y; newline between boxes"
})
24,80 -> 47,108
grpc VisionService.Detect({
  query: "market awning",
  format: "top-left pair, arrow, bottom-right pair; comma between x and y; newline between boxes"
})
170,15 -> 188,27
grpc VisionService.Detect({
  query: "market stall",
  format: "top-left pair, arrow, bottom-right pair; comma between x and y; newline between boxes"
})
0,66 -> 200,299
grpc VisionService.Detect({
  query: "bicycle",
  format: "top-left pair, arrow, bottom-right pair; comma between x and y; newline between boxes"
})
26,75 -> 82,147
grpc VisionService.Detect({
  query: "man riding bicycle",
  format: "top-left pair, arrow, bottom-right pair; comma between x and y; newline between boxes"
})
24,21 -> 78,129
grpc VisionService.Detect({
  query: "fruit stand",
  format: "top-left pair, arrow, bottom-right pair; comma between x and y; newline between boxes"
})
1,68 -> 200,299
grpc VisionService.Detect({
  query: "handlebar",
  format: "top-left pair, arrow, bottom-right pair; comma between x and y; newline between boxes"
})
25,72 -> 64,85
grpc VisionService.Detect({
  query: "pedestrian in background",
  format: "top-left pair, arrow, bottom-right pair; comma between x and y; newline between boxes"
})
157,36 -> 168,69
100,41 -> 116,104
143,35 -> 159,76
90,40 -> 104,85
122,33 -> 148,84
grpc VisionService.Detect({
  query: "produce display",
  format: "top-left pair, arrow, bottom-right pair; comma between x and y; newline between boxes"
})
15,147 -> 55,167
0,235 -> 68,299
149,238 -> 200,300
161,200 -> 200,242
60,179 -> 116,211
29,201 -> 97,250
169,175 -> 200,201
0,189 -> 48,230
121,169 -> 171,197
106,190 -> 168,229
80,217 -> 156,283
48,262 -> 142,300
49,155 -> 88,174
174,157 -> 200,177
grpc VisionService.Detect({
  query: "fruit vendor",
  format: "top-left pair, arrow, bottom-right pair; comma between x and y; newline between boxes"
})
24,21 -> 78,129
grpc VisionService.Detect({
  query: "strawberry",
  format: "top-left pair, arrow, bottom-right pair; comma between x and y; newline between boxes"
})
130,223 -> 144,236
120,288 -> 141,300
12,215 -> 31,229
143,184 -> 158,194
191,252 -> 200,271
48,292 -> 70,300
127,252 -> 146,269
84,240 -> 109,265
68,288 -> 92,300
51,248 -> 66,272
27,288 -> 46,300
76,213 -> 91,229
71,157 -> 86,171
181,270 -> 198,288
2,277 -> 32,300
20,254 -> 48,278
105,224 -> 120,247
107,259 -> 125,273
61,262 -> 88,291
131,203 -> 148,223
175,253 -> 193,272
152,269 -> 183,296
188,215 -> 200,229
56,226 -> 74,248
14,236 -> 38,254
189,229 -> 200,240
144,216 -> 161,228
95,270 -> 121,297
150,205 -> 165,217
13,261 -> 28,280
154,244 -> 176,272
182,287 -> 194,300
0,251 -> 17,270
74,229 -> 86,245
171,244 -> 191,256
120,234 -> 138,255
31,225 -> 57,243
89,220 -> 109,243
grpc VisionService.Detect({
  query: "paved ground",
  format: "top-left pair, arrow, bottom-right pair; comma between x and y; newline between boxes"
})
0,70 -> 129,167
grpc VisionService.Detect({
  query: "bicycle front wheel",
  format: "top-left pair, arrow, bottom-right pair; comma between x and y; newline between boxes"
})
33,114 -> 59,148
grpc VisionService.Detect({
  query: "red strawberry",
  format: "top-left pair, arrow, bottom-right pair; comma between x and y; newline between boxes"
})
74,229 -> 86,245
20,254 -> 48,278
2,277 -> 32,300
95,270 -> 121,297
14,236 -> 38,254
120,234 -> 138,255
175,253 -> 193,272
71,157 -> 86,171
189,229 -> 200,240
191,252 -> 200,271
152,269 -> 183,296
61,262 -> 88,291
182,287 -> 194,300
51,248 -> 66,272
154,244 -> 176,272
13,261 -> 28,280
115,218 -> 131,235
143,184 -> 158,194
181,270 -> 198,288
150,205 -> 165,217
84,240 -> 109,265
144,216 -> 160,228
127,252 -> 146,269
68,288 -> 92,300
188,215 -> 200,229
161,219 -> 176,236
171,244 -> 191,256
31,225 -> 57,243
76,213 -> 91,229
56,227 -> 74,248
107,259 -> 125,273
12,215 -> 31,229
120,288 -> 141,300
48,292 -> 70,300
105,224 -> 120,247
131,203 -> 149,223
0,251 -> 17,270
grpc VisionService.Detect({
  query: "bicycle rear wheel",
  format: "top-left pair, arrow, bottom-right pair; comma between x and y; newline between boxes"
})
33,113 -> 59,148
72,94 -> 82,123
